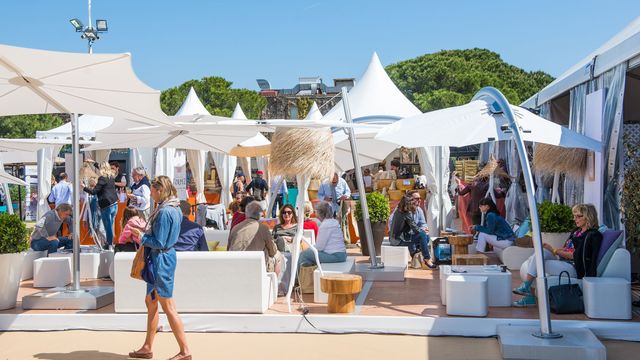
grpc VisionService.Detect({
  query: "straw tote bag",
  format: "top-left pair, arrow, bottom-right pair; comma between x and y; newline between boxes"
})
130,245 -> 145,280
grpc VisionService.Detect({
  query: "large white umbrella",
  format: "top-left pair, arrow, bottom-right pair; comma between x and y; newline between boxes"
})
0,43 -> 175,301
0,168 -> 27,186
375,100 -> 602,151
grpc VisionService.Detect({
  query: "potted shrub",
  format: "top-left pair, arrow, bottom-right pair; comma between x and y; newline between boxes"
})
537,201 -> 575,249
355,192 -> 390,256
0,213 -> 29,310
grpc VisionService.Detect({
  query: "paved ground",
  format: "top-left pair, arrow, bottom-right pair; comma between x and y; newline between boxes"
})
1,330 -> 639,359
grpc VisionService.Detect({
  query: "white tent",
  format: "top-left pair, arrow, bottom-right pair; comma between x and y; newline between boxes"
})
36,115 -> 114,140
375,100 -> 602,151
522,16 -> 640,108
0,168 -> 27,186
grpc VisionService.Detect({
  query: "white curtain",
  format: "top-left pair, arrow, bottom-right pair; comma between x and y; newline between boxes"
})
601,63 -> 627,229
535,103 -> 552,204
187,149 -> 207,204
94,149 -> 111,165
212,153 -> 237,208
154,148 -> 176,179
37,146 -> 59,219
0,160 -> 12,215
417,146 -> 452,236
505,140 -> 528,224
563,82 -> 593,206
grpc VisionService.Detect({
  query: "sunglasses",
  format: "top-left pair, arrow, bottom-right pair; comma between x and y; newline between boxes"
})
573,214 -> 584,218
282,211 -> 293,215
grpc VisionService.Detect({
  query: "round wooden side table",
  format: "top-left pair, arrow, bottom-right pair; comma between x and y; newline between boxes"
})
448,234 -> 475,256
320,274 -> 363,313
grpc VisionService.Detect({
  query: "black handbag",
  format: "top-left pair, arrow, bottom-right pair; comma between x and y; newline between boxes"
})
548,271 -> 584,314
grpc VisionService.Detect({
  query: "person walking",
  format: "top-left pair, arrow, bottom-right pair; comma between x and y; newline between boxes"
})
129,176 -> 190,360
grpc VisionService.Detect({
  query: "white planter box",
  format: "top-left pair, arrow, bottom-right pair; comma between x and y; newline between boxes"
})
0,253 -> 25,310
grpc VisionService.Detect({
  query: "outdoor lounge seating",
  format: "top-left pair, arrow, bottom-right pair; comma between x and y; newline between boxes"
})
33,257 -> 72,288
582,277 -> 632,319
49,250 -> 111,279
445,275 -> 488,316
113,251 -> 277,313
21,249 -> 47,281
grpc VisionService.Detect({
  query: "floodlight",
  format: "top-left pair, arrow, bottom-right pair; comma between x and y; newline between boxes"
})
70,18 -> 84,31
82,29 -> 97,40
95,19 -> 108,32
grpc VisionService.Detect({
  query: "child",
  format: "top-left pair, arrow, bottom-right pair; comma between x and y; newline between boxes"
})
115,206 -> 147,253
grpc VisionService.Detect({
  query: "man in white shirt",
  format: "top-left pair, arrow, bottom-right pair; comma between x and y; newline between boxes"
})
48,173 -> 73,208
317,172 -> 351,215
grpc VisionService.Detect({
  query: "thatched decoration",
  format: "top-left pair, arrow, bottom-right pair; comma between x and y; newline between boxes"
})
269,127 -> 334,179
80,163 -> 99,185
475,157 -> 511,180
533,143 -> 587,179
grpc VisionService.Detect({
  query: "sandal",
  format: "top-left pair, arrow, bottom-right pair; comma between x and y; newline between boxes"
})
128,349 -> 153,359
168,354 -> 192,360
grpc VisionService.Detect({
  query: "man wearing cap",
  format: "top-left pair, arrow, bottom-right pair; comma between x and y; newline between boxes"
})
246,170 -> 269,202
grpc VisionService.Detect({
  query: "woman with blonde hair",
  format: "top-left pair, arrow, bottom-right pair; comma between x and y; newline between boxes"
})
82,161 -> 118,248
513,203 -> 602,307
129,175 -> 190,360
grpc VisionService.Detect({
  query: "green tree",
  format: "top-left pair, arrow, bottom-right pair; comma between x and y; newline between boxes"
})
161,76 -> 266,118
0,114 -> 65,139
386,48 -> 554,112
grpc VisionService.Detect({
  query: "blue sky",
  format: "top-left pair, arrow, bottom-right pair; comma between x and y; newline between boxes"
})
0,1 -> 637,91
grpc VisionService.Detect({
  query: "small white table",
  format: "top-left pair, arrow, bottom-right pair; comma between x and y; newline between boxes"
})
440,265 -> 512,307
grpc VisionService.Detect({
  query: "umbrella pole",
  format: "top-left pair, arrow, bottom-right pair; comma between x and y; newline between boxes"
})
341,87 -> 383,269
71,113 -> 81,291
472,87 -> 561,339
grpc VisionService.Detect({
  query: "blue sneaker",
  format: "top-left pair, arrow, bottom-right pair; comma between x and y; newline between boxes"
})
513,295 -> 536,307
513,282 -> 531,296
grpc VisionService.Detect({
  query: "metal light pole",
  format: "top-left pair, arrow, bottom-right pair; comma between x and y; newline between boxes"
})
472,87 -> 561,339
342,87 -> 383,269
71,113 -> 81,291
70,0 -> 108,54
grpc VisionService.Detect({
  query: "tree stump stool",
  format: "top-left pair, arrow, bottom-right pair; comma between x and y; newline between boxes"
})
448,234 -> 474,255
452,253 -> 488,266
320,274 -> 363,313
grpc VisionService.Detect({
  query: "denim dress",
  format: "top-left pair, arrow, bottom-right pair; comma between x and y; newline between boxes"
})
141,205 -> 182,298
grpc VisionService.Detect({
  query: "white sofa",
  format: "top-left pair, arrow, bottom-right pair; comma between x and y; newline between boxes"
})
113,251 -> 277,313
496,232 -> 568,270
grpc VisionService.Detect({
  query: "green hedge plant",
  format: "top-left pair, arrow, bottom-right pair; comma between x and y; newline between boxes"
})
537,201 -> 575,233
0,213 -> 29,254
355,192 -> 390,224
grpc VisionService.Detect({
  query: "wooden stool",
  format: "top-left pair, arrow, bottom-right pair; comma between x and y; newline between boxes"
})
452,253 -> 488,266
320,274 -> 363,313
448,235 -> 474,255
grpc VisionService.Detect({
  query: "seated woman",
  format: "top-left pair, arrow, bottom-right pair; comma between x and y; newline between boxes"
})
389,194 -> 435,269
272,204 -> 297,252
298,201 -> 347,266
513,203 -> 602,307
473,198 -> 515,253
302,201 -> 319,239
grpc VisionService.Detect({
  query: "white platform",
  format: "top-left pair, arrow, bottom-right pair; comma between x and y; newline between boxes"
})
49,250 -> 111,279
33,257 -> 71,288
498,325 -> 605,360
381,245 -> 410,268
440,265 -> 512,307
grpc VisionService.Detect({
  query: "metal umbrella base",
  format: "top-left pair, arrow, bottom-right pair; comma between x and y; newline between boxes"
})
22,286 -> 113,310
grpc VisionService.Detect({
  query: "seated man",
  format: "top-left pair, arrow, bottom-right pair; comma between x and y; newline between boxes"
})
30,203 -> 74,254
175,200 -> 209,251
228,201 -> 283,276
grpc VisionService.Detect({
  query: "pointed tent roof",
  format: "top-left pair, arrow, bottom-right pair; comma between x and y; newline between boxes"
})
304,102 -> 322,120
322,52 -> 421,124
36,114 -> 114,140
232,103 -> 248,119
175,87 -> 211,116
522,16 -> 640,108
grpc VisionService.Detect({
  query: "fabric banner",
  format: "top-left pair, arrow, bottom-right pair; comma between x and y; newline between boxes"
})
173,150 -> 187,201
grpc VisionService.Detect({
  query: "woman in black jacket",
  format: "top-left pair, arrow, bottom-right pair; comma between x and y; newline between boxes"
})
513,203 -> 602,307
389,194 -> 435,268
82,161 -> 119,248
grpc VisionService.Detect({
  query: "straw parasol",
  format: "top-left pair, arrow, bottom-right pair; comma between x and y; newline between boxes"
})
269,127 -> 334,179
474,157 -> 511,180
533,144 -> 587,179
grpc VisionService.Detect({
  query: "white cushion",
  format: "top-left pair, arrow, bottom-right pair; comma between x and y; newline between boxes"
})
497,246 -> 533,270
114,251 -> 276,313
583,277 -> 631,320
445,275 -> 488,316
33,257 -> 71,288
